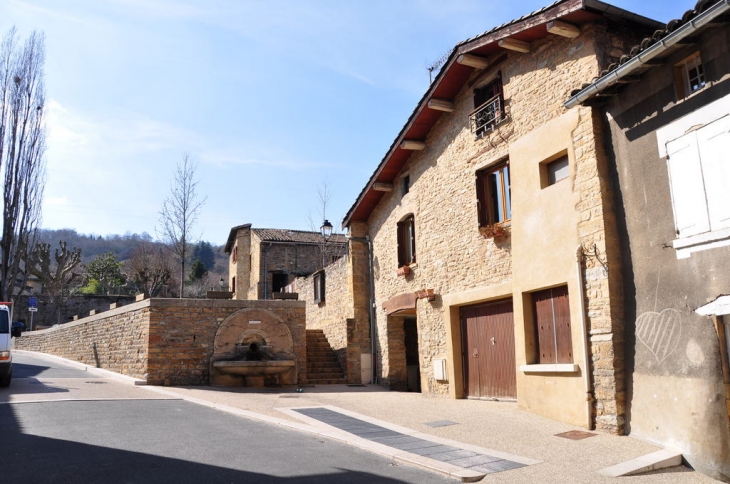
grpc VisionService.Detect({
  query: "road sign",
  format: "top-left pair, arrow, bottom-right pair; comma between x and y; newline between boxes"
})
29,307 -> 38,312
28,297 -> 38,308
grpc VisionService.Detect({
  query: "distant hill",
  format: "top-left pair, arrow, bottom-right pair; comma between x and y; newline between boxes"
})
36,229 -> 228,280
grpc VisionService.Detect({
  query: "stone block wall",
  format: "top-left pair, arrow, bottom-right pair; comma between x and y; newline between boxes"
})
14,300 -> 150,378
15,298 -> 306,386
296,253 -> 362,383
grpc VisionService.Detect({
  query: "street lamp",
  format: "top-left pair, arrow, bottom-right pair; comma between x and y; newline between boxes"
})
320,219 -> 333,240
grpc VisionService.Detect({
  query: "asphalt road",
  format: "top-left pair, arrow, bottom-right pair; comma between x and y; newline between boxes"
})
0,353 -> 453,484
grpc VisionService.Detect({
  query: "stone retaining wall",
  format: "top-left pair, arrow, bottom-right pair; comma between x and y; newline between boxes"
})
15,298 -> 306,386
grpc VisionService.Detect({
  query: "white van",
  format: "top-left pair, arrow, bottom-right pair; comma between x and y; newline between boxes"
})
0,303 -> 21,388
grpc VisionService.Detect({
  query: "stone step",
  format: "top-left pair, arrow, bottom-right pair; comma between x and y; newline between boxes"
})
307,372 -> 345,379
307,364 -> 343,371
307,356 -> 340,363
307,378 -> 348,385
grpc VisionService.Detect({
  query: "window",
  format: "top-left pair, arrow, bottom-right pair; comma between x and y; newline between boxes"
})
231,276 -> 236,294
545,155 -> 570,186
231,246 -> 237,263
402,174 -> 410,196
470,74 -> 504,136
666,115 -> 730,238
313,271 -> 325,303
272,273 -> 288,293
476,162 -> 511,227
674,52 -> 706,99
532,286 -> 573,364
397,215 -> 416,267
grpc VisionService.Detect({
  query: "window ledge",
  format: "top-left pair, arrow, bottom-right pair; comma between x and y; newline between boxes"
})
672,227 -> 730,259
519,364 -> 578,373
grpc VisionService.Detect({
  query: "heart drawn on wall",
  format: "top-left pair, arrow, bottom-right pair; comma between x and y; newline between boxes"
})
635,308 -> 682,364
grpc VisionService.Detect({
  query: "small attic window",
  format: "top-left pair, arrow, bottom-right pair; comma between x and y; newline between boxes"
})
402,174 -> 410,196
674,52 -> 706,99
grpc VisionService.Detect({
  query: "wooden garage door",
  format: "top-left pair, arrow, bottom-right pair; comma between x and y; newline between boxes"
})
460,299 -> 516,399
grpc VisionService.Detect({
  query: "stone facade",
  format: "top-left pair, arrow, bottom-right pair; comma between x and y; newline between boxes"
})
225,225 -> 347,300
335,6 -> 657,434
15,298 -> 306,386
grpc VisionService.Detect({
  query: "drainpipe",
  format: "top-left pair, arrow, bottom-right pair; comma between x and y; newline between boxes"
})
347,234 -> 377,384
576,246 -> 594,430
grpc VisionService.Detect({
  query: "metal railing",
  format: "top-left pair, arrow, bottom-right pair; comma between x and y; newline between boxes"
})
469,94 -> 504,135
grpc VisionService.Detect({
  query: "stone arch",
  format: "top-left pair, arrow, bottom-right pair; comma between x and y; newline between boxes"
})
213,308 -> 294,361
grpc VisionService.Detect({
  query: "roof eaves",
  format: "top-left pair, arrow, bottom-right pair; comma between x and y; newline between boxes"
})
565,0 -> 729,108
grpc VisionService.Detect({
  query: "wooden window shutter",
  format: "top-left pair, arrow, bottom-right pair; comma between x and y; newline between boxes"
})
666,132 -> 709,237
697,116 -> 730,231
551,286 -> 573,364
476,171 -> 488,227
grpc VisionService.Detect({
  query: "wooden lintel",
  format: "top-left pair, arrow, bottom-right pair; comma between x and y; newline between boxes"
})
427,99 -> 454,112
615,75 -> 641,84
372,182 -> 394,192
547,20 -> 580,39
498,38 -> 531,53
456,54 -> 490,69
400,140 -> 426,151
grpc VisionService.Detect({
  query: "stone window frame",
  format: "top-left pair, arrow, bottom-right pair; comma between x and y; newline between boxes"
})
397,214 -> 416,267
313,270 -> 325,304
476,159 -> 511,228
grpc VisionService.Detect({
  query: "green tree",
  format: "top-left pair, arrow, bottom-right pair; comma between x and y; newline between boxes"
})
188,259 -> 207,283
192,241 -> 215,271
83,251 -> 126,295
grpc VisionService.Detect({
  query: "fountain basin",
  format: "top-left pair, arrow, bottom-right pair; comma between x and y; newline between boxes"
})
213,360 -> 295,376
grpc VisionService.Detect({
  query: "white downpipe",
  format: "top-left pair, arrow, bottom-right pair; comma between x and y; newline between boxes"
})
576,246 -> 594,429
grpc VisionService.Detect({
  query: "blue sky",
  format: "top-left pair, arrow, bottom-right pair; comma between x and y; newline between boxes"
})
1,0 -> 683,245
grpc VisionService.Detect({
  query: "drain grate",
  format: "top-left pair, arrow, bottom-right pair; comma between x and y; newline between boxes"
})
85,381 -> 107,385
554,430 -> 597,440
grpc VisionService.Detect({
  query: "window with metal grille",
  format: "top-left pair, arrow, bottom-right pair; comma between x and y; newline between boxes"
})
532,286 -> 573,364
469,74 -> 504,136
476,161 -> 511,227
397,215 -> 416,267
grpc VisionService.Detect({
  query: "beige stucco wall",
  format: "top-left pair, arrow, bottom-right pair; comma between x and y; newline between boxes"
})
359,25 -> 626,431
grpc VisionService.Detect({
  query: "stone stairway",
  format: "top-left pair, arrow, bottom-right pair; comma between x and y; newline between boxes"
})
306,329 -> 347,384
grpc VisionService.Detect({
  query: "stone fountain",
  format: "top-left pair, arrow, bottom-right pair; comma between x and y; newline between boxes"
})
210,308 -> 297,387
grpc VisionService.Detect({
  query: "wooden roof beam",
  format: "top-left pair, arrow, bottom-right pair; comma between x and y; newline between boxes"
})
373,182 -> 394,192
400,140 -> 426,151
547,20 -> 580,39
498,38 -> 531,53
456,54 -> 490,69
427,99 -> 455,112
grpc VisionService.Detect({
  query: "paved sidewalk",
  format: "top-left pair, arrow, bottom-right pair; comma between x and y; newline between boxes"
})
140,383 -> 715,483
13,352 -> 715,483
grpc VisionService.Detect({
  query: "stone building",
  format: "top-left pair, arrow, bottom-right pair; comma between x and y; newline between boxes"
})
566,0 -> 730,479
305,0 -> 664,435
225,224 -> 347,301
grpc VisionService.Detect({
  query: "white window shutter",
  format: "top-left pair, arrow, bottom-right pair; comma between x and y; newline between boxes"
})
666,133 -> 709,237
697,115 -> 730,231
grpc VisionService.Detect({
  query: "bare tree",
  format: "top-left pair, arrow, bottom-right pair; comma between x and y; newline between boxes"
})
126,241 -> 173,297
0,28 -> 46,303
157,153 -> 206,297
27,241 -> 81,324
307,181 -> 347,270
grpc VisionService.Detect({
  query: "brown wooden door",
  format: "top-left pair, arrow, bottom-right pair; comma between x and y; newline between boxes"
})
460,299 -> 516,399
